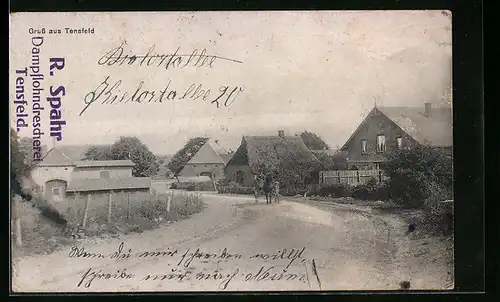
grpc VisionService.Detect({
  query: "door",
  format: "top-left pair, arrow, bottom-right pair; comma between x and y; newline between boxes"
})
45,179 -> 67,202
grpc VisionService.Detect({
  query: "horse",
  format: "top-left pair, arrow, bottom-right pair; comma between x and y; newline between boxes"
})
263,177 -> 273,205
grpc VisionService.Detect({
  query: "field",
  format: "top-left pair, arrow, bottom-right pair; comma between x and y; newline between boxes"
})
11,190 -> 204,257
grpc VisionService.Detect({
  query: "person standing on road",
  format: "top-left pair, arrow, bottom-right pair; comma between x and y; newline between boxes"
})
273,181 -> 280,203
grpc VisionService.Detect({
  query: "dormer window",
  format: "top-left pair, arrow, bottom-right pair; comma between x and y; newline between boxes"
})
376,135 -> 386,153
361,140 -> 367,154
396,137 -> 403,149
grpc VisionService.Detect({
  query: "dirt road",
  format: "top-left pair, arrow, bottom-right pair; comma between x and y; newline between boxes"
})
11,194 -> 452,292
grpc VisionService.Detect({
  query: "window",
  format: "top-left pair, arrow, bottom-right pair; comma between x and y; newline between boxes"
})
52,187 -> 61,196
376,135 -> 386,153
396,137 -> 403,149
360,140 -> 367,153
204,165 -> 208,168
100,170 -> 110,178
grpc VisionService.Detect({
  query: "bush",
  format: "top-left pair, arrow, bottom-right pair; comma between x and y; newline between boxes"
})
382,145 -> 453,208
317,184 -> 353,198
352,178 -> 390,201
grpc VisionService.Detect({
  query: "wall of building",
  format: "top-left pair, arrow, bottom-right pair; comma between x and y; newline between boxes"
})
71,166 -> 133,179
179,163 -> 224,180
31,165 -> 74,188
343,112 -> 418,163
224,164 -> 254,186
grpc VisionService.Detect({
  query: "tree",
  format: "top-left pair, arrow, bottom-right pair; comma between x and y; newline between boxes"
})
11,128 -> 68,228
167,137 -> 209,176
83,145 -> 113,160
110,136 -> 159,177
11,129 -> 30,180
381,145 -> 452,208
300,131 -> 330,150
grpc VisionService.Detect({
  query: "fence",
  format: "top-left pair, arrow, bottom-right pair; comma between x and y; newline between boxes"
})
11,189 -> 204,247
319,169 -> 389,185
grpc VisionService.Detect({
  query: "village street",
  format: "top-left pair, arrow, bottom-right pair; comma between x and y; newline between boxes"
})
12,193 -> 452,292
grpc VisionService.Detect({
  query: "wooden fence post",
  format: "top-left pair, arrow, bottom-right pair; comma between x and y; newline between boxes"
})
127,192 -> 131,220
13,198 -> 22,246
378,170 -> 382,183
107,191 -> 113,224
167,194 -> 171,213
82,194 -> 91,228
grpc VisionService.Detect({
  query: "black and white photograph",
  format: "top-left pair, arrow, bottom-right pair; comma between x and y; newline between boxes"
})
9,11 -> 454,292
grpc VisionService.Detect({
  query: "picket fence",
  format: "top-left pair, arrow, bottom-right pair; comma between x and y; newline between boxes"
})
319,169 -> 388,185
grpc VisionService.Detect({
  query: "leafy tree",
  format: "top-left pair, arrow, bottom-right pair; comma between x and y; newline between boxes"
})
300,131 -> 330,150
381,145 -> 452,208
83,145 -> 113,160
110,136 -> 159,177
11,129 -> 30,180
167,137 -> 209,176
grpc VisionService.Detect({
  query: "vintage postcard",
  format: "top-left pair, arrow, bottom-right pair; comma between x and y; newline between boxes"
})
9,11 -> 453,292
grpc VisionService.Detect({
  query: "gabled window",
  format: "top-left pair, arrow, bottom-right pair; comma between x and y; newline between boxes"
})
361,140 -> 367,154
376,135 -> 386,153
396,137 -> 403,149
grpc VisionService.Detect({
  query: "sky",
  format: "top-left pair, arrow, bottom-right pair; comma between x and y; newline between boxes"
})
10,11 -> 452,155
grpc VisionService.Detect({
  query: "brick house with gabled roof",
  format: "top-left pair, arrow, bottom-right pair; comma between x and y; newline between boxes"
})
340,102 -> 452,170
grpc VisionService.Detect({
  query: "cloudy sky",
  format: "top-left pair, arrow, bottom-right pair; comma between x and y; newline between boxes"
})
10,11 -> 452,154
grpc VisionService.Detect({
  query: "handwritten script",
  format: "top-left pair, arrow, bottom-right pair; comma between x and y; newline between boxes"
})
69,242 -> 322,290
79,41 -> 245,116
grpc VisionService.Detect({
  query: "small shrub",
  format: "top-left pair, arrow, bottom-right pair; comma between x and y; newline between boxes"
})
317,184 -> 353,198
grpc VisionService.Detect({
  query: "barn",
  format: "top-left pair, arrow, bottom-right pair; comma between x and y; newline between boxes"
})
224,130 -> 320,187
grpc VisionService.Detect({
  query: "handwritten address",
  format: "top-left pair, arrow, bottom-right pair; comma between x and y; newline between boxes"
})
69,243 -> 322,290
79,42 -> 245,116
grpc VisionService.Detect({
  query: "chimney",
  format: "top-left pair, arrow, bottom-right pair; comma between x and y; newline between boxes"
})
278,130 -> 285,138
424,102 -> 432,118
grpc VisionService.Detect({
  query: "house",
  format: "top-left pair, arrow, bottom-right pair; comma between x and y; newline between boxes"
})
31,146 -> 150,202
178,140 -> 233,180
340,102 -> 452,170
224,130 -> 319,186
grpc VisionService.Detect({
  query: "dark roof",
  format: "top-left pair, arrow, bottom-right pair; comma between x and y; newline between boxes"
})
227,135 -> 319,173
341,104 -> 453,150
75,160 -> 135,168
66,177 -> 151,192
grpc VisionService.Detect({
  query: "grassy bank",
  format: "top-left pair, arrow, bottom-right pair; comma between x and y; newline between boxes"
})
11,190 -> 205,257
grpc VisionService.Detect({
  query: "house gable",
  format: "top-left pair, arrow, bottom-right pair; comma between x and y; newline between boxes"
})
187,141 -> 225,165
340,108 -> 417,163
38,148 -> 75,167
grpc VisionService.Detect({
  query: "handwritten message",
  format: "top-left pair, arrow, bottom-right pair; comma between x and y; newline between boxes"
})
68,242 -> 322,290
79,42 -> 245,116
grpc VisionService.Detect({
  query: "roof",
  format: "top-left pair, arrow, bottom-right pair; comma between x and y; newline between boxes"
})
42,144 -> 111,161
75,160 -> 135,168
218,153 -> 234,165
341,104 -> 453,150
187,141 -> 226,164
227,135 -> 319,173
66,177 -> 151,192
37,148 -> 74,167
